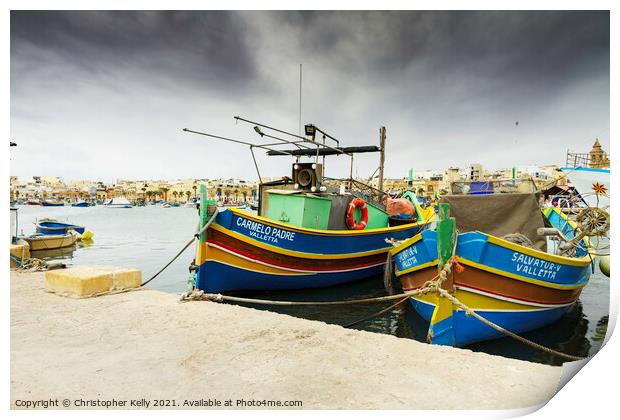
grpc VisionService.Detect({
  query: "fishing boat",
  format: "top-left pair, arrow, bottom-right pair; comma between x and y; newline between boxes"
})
104,197 -> 133,208
71,201 -> 90,207
21,232 -> 77,251
390,179 -> 598,347
25,199 -> 40,205
163,203 -> 171,208
36,220 -> 86,235
186,117 -> 435,293
40,200 -> 65,207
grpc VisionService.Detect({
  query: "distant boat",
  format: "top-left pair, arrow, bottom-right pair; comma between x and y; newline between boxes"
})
104,197 -> 133,208
36,220 -> 86,235
21,232 -> 77,251
162,203 -> 171,208
170,203 -> 180,207
25,199 -> 40,205
71,201 -> 90,207
40,200 -> 64,207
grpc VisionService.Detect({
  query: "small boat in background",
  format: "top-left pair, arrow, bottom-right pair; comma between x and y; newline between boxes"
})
162,203 -> 171,208
170,203 -> 180,207
40,200 -> 65,207
25,199 -> 40,205
104,197 -> 133,208
36,220 -> 86,235
21,232 -> 77,251
71,201 -> 90,207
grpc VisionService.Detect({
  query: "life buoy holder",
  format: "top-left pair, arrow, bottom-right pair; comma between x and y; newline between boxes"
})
346,198 -> 369,230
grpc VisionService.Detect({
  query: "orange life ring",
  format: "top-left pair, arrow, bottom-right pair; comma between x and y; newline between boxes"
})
346,198 -> 369,230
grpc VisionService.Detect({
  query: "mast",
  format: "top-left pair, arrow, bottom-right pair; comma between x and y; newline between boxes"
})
378,127 -> 386,192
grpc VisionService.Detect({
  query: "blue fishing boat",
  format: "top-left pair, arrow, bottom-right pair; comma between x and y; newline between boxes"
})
186,118 -> 436,293
390,182 -> 597,347
71,201 -> 90,207
36,220 -> 86,235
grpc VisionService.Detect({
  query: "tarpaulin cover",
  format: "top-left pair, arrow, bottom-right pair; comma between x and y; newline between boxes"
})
440,193 -> 547,251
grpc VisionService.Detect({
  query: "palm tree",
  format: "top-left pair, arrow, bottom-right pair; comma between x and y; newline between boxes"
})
192,184 -> 198,199
160,187 -> 170,202
186,191 -> 191,202
172,191 -> 178,202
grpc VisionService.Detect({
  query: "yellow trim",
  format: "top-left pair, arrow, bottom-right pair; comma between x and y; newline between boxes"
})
389,233 -> 423,255
229,208 -> 432,236
457,257 -> 587,290
485,234 -> 591,266
210,224 -> 392,259
394,259 -> 439,277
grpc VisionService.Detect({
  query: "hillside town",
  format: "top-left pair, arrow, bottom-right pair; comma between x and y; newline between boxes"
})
9,164 -> 566,204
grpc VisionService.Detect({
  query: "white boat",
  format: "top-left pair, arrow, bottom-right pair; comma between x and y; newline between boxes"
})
563,141 -> 610,208
104,197 -> 133,208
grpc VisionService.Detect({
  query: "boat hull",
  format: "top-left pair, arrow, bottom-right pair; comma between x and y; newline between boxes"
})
22,233 -> 77,251
36,221 -> 86,235
196,208 -> 433,293
391,208 -> 592,347
40,201 -> 64,207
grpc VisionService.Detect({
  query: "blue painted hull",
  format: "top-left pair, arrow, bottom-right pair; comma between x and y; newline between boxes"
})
200,260 -> 385,293
196,208 -> 433,293
36,221 -> 86,235
410,297 -> 572,346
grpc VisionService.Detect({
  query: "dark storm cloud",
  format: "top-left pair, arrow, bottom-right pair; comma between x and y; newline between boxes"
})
277,11 -> 609,88
11,11 -> 257,92
9,10 -> 610,181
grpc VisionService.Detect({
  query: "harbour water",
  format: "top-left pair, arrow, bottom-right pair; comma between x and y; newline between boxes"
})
15,204 -> 609,366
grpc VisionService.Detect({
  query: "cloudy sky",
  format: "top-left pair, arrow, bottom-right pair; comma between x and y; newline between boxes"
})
10,10 -> 610,183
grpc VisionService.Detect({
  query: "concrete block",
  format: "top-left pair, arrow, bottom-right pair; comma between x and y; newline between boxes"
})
45,266 -> 142,298
10,243 -> 30,269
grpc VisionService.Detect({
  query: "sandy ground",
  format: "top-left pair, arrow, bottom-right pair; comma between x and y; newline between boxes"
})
10,269 -> 562,410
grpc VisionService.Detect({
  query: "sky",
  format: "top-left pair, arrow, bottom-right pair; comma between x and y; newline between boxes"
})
10,10 -> 610,183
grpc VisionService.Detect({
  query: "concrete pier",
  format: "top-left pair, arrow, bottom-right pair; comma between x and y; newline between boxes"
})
10,269 -> 562,409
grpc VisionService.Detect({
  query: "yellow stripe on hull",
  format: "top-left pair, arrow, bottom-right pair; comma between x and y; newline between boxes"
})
204,243 -> 308,276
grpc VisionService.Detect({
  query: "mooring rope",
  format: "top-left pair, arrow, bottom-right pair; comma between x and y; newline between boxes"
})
140,209 -> 218,287
437,289 -> 584,361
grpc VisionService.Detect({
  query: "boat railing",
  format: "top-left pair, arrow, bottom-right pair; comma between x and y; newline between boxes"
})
565,150 -> 610,169
323,177 -> 387,210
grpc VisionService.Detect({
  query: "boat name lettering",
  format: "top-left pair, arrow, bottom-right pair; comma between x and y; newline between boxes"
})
511,252 -> 561,280
236,217 -> 296,243
396,246 -> 418,268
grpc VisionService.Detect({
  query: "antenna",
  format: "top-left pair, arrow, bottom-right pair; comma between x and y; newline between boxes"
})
299,64 -> 302,136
